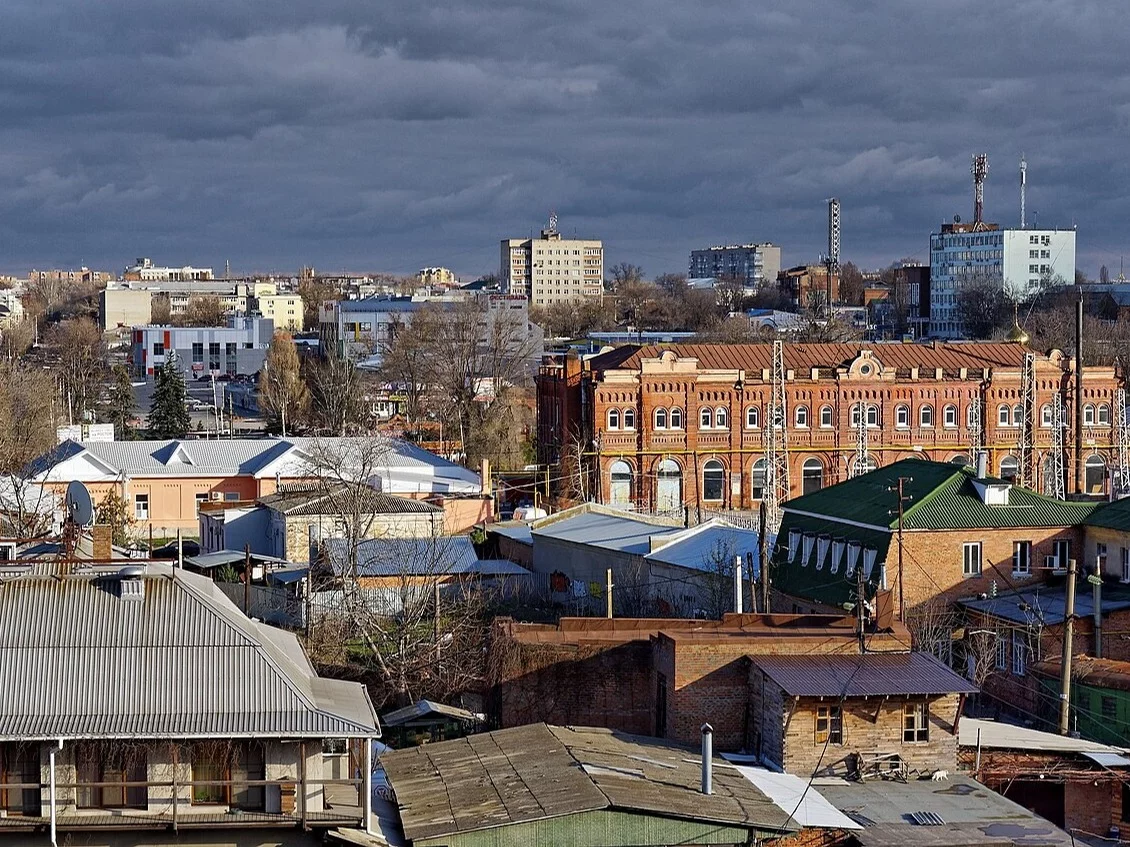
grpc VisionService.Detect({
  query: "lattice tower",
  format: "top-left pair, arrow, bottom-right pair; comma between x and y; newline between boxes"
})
850,400 -> 869,478
763,339 -> 791,533
1017,352 -> 1036,488
1045,391 -> 1066,500
967,395 -> 983,463
1116,387 -> 1130,499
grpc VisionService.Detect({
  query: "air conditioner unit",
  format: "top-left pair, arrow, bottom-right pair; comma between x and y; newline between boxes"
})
210,492 -> 223,501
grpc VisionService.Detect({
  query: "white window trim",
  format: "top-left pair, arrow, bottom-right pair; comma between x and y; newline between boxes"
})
963,541 -> 982,577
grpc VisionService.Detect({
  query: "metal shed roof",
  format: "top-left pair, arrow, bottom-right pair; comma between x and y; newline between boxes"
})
0,564 -> 379,739
532,509 -> 683,555
750,653 -> 978,698
322,536 -> 528,578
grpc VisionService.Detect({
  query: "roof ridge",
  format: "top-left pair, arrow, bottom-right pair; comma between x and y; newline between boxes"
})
899,468 -> 966,529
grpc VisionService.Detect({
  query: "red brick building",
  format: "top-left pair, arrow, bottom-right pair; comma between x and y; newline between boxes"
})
536,342 -> 1119,513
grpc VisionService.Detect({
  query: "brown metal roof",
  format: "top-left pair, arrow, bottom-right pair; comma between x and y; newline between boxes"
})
750,652 -> 978,697
380,723 -> 796,842
589,341 -> 1033,376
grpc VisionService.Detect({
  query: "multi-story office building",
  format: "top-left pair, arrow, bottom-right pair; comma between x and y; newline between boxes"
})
536,341 -> 1119,512
124,257 -> 214,282
254,292 -> 304,330
929,224 -> 1076,338
688,243 -> 781,288
130,317 -> 274,379
501,220 -> 603,305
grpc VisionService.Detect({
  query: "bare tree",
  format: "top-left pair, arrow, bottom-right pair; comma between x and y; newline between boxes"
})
714,274 -> 749,314
955,273 -> 1009,339
607,262 -> 645,291
258,331 -> 310,436
47,317 -> 105,425
838,261 -> 865,306
150,294 -> 172,324
178,295 -> 225,327
0,363 -> 63,536
304,355 -> 366,436
1100,265 -> 1111,285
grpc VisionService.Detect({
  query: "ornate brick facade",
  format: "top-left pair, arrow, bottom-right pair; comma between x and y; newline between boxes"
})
536,342 -> 1120,512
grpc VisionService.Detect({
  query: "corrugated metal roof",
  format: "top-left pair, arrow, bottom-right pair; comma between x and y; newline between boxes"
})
750,653 -> 978,697
646,522 -> 761,577
1085,497 -> 1130,531
381,699 -> 479,727
0,564 -> 379,739
532,509 -> 684,555
259,485 -> 443,516
324,536 -> 481,577
380,723 -> 795,843
590,341 -> 1034,377
959,718 -> 1128,754
957,584 -> 1130,627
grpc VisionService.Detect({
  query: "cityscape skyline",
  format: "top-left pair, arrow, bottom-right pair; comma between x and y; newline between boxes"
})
0,1 -> 1126,278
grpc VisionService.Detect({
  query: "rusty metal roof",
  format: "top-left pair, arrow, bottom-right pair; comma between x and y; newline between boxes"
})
750,653 -> 977,698
589,341 -> 1034,376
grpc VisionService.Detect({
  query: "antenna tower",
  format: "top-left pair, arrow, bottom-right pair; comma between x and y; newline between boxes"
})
971,153 -> 990,230
1116,387 -> 1130,498
827,199 -> 841,269
1045,390 -> 1066,499
762,339 -> 790,532
850,400 -> 870,478
967,395 -> 983,463
1019,155 -> 1027,229
1017,352 -> 1036,487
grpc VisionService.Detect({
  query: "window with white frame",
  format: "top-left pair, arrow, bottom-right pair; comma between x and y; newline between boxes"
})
820,405 -> 833,428
1012,404 -> 1023,426
998,404 -> 1010,426
1040,405 -> 1052,428
623,407 -> 635,429
903,703 -> 929,742
1012,631 -> 1028,675
1013,540 -> 1031,575
134,493 -> 149,520
1097,543 -> 1108,571
1084,404 -> 1096,426
995,631 -> 1008,670
1098,404 -> 1111,426
654,408 -> 668,429
795,406 -> 809,428
920,404 -> 934,427
670,408 -> 683,429
607,409 -> 620,430
963,542 -> 982,576
943,405 -> 958,428
895,405 -> 909,428
700,407 -> 713,428
715,407 -> 728,428
866,405 -> 879,427
746,406 -> 760,429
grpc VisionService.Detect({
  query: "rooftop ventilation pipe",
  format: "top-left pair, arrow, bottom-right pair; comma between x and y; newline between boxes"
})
701,723 -> 713,795
976,451 -> 988,479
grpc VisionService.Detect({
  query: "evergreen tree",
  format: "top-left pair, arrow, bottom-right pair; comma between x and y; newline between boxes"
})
101,364 -> 137,439
148,352 -> 191,438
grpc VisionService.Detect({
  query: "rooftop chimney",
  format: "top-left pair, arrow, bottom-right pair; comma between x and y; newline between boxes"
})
701,724 -> 713,795
976,451 -> 988,479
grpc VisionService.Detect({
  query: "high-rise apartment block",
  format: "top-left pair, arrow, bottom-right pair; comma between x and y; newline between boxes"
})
500,217 -> 603,305
688,242 -> 780,288
929,224 -> 1075,338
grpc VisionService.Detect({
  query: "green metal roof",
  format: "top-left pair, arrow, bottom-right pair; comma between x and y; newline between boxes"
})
785,459 -> 1096,532
770,512 -> 890,608
1084,498 -> 1130,532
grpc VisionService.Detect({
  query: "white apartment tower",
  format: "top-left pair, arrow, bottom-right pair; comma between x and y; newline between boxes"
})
501,215 -> 603,305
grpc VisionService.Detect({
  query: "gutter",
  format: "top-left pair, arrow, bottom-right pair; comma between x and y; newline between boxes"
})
49,737 -> 63,847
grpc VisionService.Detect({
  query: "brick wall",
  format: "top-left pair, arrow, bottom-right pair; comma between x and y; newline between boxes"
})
768,690 -> 961,777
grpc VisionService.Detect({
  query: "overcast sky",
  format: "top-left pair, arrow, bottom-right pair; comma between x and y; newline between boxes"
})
1,0 -> 1127,279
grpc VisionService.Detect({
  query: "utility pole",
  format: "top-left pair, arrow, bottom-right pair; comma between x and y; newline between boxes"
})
758,501 -> 770,614
733,557 -> 743,615
605,568 -> 613,619
855,555 -> 867,653
1074,286 -> 1085,495
1058,557 -> 1078,735
888,477 -> 913,621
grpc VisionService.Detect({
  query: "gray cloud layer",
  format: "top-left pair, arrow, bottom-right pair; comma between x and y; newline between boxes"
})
1,0 -> 1127,277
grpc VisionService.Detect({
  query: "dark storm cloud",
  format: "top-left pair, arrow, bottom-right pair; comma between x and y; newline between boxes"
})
0,0 -> 1127,275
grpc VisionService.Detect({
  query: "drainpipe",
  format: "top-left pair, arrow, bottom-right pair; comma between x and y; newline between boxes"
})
49,738 -> 63,847
363,738 -> 374,834
1089,573 -> 1103,659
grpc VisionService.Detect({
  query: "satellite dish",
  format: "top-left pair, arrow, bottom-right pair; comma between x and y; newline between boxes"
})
66,480 -> 94,527
953,214 -> 962,224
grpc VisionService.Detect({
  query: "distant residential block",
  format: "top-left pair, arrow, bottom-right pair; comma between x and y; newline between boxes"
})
501,217 -> 603,304
689,242 -> 780,288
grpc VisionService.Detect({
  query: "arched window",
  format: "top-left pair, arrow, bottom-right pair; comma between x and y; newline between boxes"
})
715,407 -> 728,429
1086,454 -> 1106,494
654,408 -> 668,429
751,459 -> 767,500
1098,404 -> 1111,426
943,405 -> 958,428
998,404 -> 1011,427
656,459 -> 682,513
895,405 -> 910,429
702,459 -> 725,501
950,455 -> 971,466
746,406 -> 760,429
1000,455 -> 1019,483
866,405 -> 879,427
802,458 -> 823,495
1040,404 -> 1052,428
607,409 -> 620,430
700,407 -> 713,429
795,405 -> 809,428
819,405 -> 833,428
670,408 -> 683,429
609,460 -> 632,506
967,405 -> 979,429
852,457 -> 878,476
1012,405 -> 1023,427
920,404 -> 934,428
1083,404 -> 1096,426
622,407 -> 635,429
